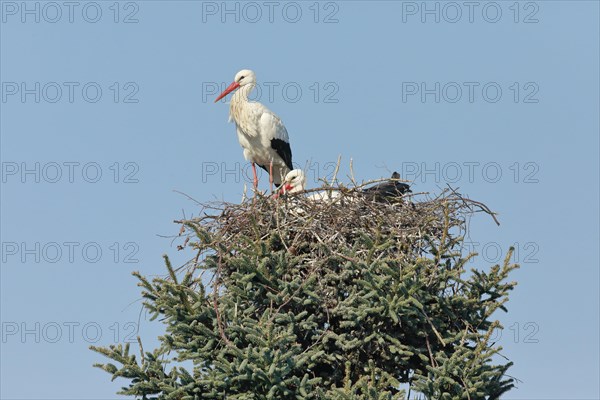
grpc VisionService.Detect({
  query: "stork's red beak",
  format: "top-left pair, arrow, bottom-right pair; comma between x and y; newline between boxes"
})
274,183 -> 293,198
214,81 -> 240,102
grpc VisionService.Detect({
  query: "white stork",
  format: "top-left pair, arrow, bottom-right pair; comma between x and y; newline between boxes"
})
278,169 -> 341,201
215,69 -> 293,189
279,169 -> 411,202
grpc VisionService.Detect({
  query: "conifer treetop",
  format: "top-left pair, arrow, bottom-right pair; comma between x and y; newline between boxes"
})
92,181 -> 518,399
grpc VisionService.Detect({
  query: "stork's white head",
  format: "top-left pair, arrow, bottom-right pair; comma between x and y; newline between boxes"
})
234,69 -> 256,87
280,169 -> 306,194
214,69 -> 256,102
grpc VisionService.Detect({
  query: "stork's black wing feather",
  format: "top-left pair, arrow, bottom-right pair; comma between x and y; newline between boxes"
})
270,138 -> 293,170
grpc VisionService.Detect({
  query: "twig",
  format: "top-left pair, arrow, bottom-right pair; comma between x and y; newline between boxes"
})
137,336 -> 145,365
422,310 -> 446,347
330,155 -> 342,186
446,184 -> 500,226
425,337 -> 437,368
214,253 -> 232,346
173,190 -> 203,206
348,157 -> 356,185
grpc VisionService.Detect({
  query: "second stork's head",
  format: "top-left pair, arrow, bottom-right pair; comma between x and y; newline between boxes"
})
214,69 -> 256,102
279,169 -> 306,195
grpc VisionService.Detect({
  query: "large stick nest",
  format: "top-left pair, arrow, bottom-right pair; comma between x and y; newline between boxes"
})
176,181 -> 498,266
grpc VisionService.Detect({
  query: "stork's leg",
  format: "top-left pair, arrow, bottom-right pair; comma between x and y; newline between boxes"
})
251,163 -> 258,189
269,162 -> 274,193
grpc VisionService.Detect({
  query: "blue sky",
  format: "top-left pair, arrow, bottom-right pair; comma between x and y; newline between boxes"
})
1,1 -> 598,398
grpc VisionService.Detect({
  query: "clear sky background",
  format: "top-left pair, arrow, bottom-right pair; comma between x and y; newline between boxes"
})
1,1 -> 598,398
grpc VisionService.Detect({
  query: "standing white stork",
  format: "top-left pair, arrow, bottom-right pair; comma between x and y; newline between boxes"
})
215,69 -> 293,189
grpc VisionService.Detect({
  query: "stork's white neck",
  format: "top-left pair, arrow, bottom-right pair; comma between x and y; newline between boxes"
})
229,84 -> 255,125
231,84 -> 255,104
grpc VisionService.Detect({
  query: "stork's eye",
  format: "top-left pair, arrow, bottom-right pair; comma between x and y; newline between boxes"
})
239,76 -> 245,81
